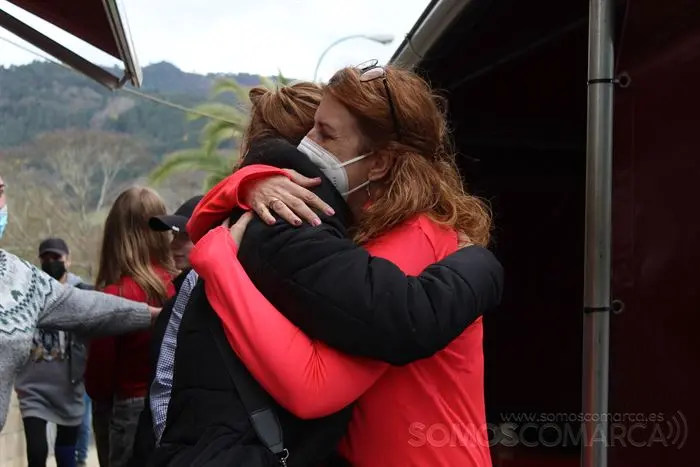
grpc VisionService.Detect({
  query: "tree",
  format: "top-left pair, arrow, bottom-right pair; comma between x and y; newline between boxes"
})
0,130 -> 151,279
33,130 -> 148,216
149,71 -> 291,191
2,169 -> 94,275
0,157 -> 100,278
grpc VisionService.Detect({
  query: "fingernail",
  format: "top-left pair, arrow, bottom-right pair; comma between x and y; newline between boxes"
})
312,218 -> 321,226
293,219 -> 302,226
325,208 -> 335,215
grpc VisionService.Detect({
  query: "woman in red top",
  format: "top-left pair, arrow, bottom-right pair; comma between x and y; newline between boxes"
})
187,63 -> 494,466
85,186 -> 176,467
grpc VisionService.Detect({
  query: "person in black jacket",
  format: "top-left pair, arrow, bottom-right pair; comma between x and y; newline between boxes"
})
179,67 -> 503,466
195,139 -> 502,365
127,196 -> 202,467
192,137 -> 499,466
189,62 -> 502,366
152,82 -> 355,467
158,73 -> 503,466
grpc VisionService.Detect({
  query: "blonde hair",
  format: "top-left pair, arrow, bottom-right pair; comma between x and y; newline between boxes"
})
95,186 -> 176,305
239,81 -> 322,159
325,66 -> 493,246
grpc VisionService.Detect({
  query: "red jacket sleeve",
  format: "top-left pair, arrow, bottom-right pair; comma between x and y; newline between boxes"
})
190,221 -> 441,418
187,164 -> 289,244
191,227 -> 387,418
84,284 -> 120,401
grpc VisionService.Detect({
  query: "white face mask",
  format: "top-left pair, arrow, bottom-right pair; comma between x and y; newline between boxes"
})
0,205 -> 7,239
297,137 -> 370,199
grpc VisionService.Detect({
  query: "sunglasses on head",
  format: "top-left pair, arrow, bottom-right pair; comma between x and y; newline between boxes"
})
355,59 -> 402,141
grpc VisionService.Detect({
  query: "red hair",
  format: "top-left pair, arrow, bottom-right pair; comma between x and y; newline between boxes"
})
325,66 -> 492,246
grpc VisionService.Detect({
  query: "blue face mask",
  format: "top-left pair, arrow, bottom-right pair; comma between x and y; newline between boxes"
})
0,205 -> 8,239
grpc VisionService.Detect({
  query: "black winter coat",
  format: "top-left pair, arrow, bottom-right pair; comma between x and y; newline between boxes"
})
147,137 -> 504,467
127,269 -> 193,467
152,280 -> 352,467
235,138 -> 505,365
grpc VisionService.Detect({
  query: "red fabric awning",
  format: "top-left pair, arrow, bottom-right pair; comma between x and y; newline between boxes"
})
1,0 -> 141,88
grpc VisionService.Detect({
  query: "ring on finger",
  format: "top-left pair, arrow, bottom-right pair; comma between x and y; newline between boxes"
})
267,197 -> 282,210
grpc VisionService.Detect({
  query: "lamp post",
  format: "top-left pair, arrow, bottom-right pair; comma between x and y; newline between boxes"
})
313,34 -> 394,82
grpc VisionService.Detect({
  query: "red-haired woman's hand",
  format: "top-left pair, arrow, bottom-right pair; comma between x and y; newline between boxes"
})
242,169 -> 335,227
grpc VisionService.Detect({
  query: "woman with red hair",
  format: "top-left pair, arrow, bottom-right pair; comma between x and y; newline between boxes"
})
187,62 -> 500,466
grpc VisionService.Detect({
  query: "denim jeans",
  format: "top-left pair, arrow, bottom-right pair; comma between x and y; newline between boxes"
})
75,393 -> 91,463
109,397 -> 145,467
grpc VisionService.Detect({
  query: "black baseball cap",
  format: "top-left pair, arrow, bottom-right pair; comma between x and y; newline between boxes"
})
39,237 -> 69,256
149,195 -> 203,233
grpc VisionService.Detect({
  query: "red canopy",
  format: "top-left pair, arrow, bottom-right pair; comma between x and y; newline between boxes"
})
0,0 -> 141,88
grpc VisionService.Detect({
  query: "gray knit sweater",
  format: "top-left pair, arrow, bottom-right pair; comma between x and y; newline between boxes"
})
0,249 -> 151,430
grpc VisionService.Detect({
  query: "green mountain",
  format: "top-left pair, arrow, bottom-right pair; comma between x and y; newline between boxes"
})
0,60 -> 265,159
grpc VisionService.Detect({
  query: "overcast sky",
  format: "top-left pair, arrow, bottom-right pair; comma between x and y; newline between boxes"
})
0,0 -> 429,81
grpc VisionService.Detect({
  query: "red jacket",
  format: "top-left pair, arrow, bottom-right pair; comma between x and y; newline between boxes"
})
85,269 -> 175,401
188,168 -> 491,467
186,164 -> 287,244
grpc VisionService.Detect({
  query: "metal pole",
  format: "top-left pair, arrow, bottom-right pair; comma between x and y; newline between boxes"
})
313,35 -> 367,83
582,0 -> 614,466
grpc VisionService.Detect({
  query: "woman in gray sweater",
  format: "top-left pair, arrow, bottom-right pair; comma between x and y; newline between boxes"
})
0,248 -> 159,431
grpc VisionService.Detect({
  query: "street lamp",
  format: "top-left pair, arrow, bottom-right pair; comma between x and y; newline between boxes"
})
313,34 -> 395,82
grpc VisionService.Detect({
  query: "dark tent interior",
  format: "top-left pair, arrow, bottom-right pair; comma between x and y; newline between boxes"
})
413,0 -> 699,466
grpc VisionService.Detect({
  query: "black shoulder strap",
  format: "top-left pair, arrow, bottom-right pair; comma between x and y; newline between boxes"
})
205,290 -> 286,458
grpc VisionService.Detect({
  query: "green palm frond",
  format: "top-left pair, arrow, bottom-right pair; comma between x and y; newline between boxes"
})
259,70 -> 291,91
188,102 -> 248,124
152,72 -> 291,188
258,75 -> 276,91
201,119 -> 241,154
277,69 -> 291,85
149,149 -> 234,185
210,77 -> 249,103
203,170 -> 231,191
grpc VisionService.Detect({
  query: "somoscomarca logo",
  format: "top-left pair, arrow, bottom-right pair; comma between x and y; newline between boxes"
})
407,411 -> 688,449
